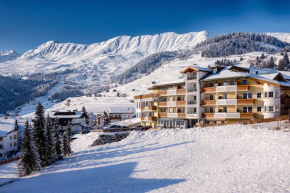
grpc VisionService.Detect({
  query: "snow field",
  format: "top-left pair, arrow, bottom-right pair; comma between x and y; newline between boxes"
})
1,123 -> 290,192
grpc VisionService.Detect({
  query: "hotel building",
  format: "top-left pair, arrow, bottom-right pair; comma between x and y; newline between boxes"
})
134,65 -> 290,128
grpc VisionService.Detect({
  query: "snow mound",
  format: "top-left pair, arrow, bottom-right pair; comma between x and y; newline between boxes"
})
71,132 -> 100,152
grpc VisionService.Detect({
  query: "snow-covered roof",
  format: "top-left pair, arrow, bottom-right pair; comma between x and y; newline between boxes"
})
49,111 -> 85,119
201,67 -> 290,87
148,79 -> 185,90
109,107 -> 135,114
0,118 -> 16,137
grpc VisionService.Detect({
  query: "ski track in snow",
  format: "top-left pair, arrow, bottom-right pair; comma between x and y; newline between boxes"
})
1,123 -> 290,192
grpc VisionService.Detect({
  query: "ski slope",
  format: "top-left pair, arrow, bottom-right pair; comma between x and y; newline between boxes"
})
1,122 -> 290,192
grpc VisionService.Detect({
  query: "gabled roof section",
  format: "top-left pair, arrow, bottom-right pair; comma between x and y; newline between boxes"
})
181,66 -> 211,74
228,66 -> 250,73
273,73 -> 287,82
148,80 -> 185,90
0,118 -> 17,137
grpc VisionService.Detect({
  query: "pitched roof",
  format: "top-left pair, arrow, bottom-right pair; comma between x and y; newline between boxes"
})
0,118 -> 16,137
148,80 -> 185,90
181,66 -> 211,73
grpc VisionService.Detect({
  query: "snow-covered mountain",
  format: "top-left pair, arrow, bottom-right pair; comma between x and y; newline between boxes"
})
0,31 -> 212,84
0,49 -> 20,62
266,33 -> 290,43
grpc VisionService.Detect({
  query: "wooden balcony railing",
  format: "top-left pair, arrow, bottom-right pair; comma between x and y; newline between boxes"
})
176,101 -> 186,106
176,89 -> 186,94
158,102 -> 167,107
202,87 -> 216,93
202,100 -> 216,105
202,113 -> 214,118
159,112 -> 167,117
134,93 -> 159,99
158,91 -> 167,95
178,113 -> 186,118
141,106 -> 157,111
240,113 -> 254,118
237,99 -> 255,105
237,85 -> 249,91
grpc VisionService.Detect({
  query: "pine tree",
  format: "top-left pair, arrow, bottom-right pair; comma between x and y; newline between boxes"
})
33,102 -> 48,166
18,120 -> 41,177
45,115 -> 56,165
53,118 -> 62,160
61,131 -> 68,157
267,56 -> 275,69
283,52 -> 289,65
82,105 -> 87,113
278,59 -> 287,71
67,120 -> 72,140
261,53 -> 265,59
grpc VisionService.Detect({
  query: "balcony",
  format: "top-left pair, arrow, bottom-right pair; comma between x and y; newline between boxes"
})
202,100 -> 216,106
216,99 -> 237,105
141,116 -> 157,121
187,114 -> 198,118
176,89 -> 186,95
158,102 -> 167,107
203,113 -> 240,119
159,112 -> 167,117
240,113 -> 254,119
158,90 -> 167,96
141,106 -> 157,111
167,90 -> 176,95
176,101 -> 186,106
237,99 -> 255,105
216,85 -> 237,92
237,85 -> 249,91
178,113 -> 186,118
187,101 -> 197,105
202,87 -> 216,93
134,93 -> 159,100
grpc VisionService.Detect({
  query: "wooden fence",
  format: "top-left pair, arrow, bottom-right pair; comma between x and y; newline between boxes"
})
200,115 -> 289,127
0,156 -> 21,166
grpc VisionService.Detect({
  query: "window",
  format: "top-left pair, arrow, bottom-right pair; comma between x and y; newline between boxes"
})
275,92 -> 279,98
269,106 -> 274,112
248,107 -> 253,113
265,106 -> 267,112
194,96 -> 197,100
223,94 -> 227,99
14,142 -> 17,147
0,137 -> 3,141
243,93 -> 247,99
14,135 -> 17,139
242,79 -> 247,85
269,92 -> 274,98
257,107 -> 262,112
223,81 -> 227,86
243,107 -> 248,113
209,107 -> 214,113
230,80 -> 235,85
223,107 -> 227,112
257,93 -> 261,98
10,143 -> 12,147
248,93 -> 253,99
0,153 -> 2,157
210,95 -> 214,100
264,92 -> 267,97
0,144 -> 3,149
10,136 -> 12,140
213,121 -> 217,124
193,108 -> 197,113
209,82 -> 214,87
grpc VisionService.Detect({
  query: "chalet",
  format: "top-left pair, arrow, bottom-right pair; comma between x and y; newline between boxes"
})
108,107 -> 135,123
0,118 -> 19,160
49,110 -> 89,133
96,111 -> 110,127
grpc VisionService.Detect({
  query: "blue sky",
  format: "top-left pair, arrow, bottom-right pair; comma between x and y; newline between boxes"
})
0,0 -> 290,53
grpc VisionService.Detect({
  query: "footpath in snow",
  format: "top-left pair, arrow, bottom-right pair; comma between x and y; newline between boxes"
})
1,123 -> 290,192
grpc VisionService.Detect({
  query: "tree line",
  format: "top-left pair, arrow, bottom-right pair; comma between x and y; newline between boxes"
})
18,102 -> 73,177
